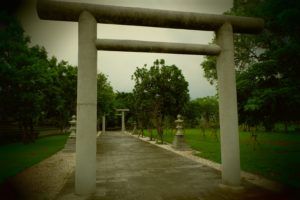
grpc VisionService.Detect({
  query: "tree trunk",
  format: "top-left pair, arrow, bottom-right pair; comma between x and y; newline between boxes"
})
156,118 -> 164,144
148,127 -> 153,141
21,118 -> 37,144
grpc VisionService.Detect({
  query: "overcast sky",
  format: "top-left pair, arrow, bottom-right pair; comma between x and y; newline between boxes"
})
16,0 -> 233,99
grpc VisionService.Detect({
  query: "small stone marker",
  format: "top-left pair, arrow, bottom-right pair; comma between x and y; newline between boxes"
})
172,115 -> 191,151
64,115 -> 76,152
102,115 -> 106,134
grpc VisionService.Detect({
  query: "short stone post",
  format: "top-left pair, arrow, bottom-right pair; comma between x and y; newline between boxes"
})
121,111 -> 125,132
102,115 -> 106,133
172,115 -> 190,150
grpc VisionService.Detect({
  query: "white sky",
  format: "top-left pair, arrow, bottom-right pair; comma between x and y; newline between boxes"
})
16,0 -> 233,99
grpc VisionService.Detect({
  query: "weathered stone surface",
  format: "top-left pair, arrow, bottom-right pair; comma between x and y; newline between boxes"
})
216,23 -> 241,186
75,10 -> 97,195
96,39 -> 221,55
37,0 -> 264,33
102,115 -> 106,134
172,115 -> 192,151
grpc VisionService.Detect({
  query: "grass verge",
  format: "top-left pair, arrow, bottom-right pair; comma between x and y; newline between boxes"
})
0,134 -> 69,183
141,128 -> 300,188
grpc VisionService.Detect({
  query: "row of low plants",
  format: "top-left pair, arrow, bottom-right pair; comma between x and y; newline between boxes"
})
139,128 -> 300,188
0,133 -> 69,183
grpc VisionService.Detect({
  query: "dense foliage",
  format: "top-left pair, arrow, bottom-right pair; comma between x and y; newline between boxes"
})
184,96 -> 219,128
132,59 -> 189,142
0,13 -> 77,143
97,73 -> 115,128
0,12 -> 120,143
201,0 -> 300,131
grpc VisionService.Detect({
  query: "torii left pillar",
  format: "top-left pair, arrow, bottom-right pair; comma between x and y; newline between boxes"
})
76,11 -> 97,195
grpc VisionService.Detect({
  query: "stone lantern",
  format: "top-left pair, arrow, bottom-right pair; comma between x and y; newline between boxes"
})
69,115 -> 76,138
132,121 -> 138,135
64,115 -> 76,152
172,115 -> 190,150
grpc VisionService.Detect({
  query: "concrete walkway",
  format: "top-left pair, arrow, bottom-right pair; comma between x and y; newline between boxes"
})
57,131 -> 292,200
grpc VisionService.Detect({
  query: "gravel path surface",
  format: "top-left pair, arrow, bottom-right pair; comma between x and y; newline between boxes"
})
58,132 -> 292,200
1,150 -> 75,200
131,133 -> 285,192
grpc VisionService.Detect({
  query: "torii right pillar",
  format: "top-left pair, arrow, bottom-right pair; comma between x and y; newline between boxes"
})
216,22 -> 240,186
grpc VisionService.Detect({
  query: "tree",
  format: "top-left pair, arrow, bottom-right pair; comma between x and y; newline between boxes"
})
114,92 -> 133,110
132,59 -> 189,143
97,73 -> 115,129
184,96 -> 219,129
201,0 -> 300,131
235,0 -> 300,131
0,12 -> 30,122
195,96 -> 219,124
44,57 -> 77,132
0,13 -> 49,142
0,13 -> 78,142
183,100 -> 202,128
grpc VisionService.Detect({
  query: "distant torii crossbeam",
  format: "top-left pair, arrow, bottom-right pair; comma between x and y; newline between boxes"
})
37,0 -> 264,195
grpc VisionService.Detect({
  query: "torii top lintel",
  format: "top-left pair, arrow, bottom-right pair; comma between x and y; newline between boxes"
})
37,0 -> 264,34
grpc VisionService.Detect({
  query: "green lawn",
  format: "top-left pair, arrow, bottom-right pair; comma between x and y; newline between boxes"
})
0,134 -> 69,183
142,128 -> 300,188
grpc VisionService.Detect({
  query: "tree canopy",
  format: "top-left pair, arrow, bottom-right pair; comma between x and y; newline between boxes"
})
0,12 -> 120,142
132,59 -> 189,142
184,96 -> 219,128
0,12 -> 77,143
97,73 -> 115,117
201,0 -> 300,131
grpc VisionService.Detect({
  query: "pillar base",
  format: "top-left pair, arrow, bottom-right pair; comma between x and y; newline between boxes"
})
219,183 -> 244,192
64,137 -> 76,152
172,134 -> 191,151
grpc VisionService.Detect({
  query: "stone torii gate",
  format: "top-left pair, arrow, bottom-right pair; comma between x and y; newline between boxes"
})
37,0 -> 263,195
116,109 -> 129,132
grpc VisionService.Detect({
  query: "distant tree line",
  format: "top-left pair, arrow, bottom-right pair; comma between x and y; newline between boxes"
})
184,96 -> 219,129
